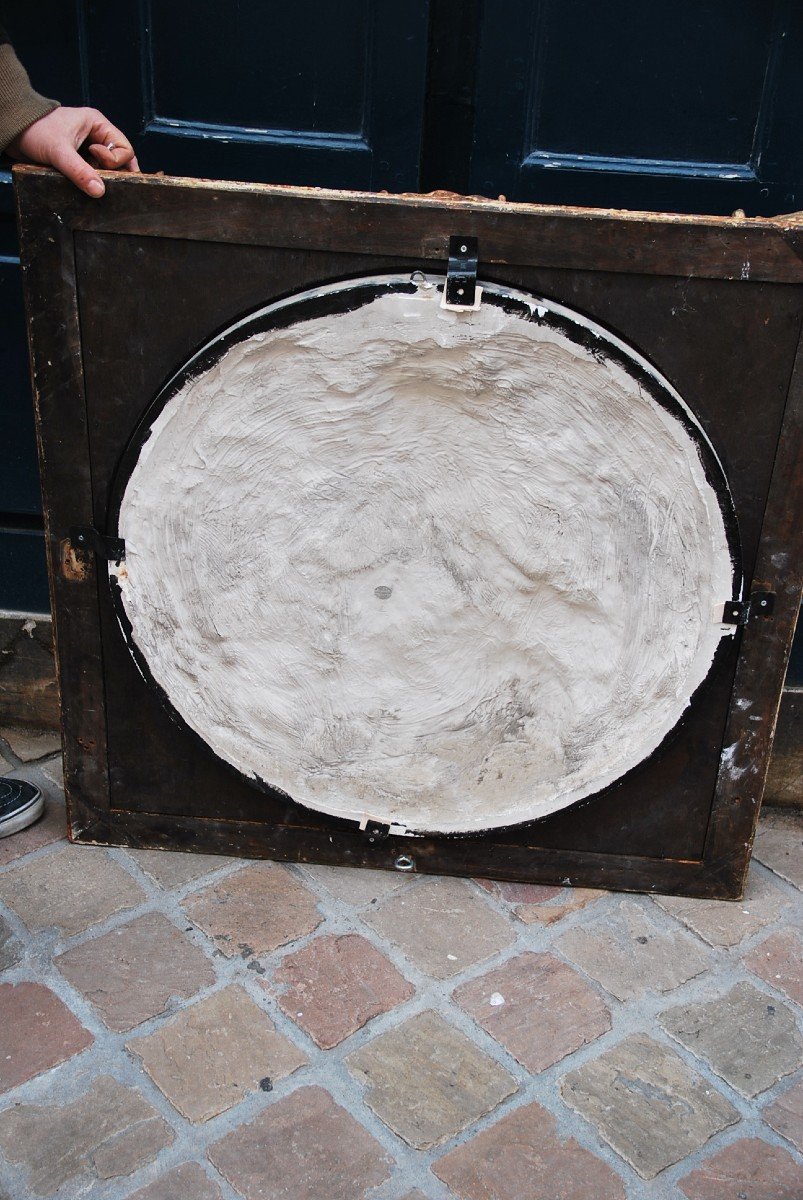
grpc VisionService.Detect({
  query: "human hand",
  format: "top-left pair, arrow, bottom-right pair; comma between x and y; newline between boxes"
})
7,106 -> 139,198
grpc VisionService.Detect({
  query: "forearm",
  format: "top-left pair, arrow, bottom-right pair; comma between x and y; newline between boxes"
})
0,31 -> 58,154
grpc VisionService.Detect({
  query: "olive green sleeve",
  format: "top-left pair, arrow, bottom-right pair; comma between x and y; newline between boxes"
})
0,41 -> 59,154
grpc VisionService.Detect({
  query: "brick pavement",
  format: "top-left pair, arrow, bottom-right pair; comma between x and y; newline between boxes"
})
0,728 -> 799,1199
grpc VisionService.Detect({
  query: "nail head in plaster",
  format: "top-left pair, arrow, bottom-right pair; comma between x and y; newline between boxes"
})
114,277 -> 738,836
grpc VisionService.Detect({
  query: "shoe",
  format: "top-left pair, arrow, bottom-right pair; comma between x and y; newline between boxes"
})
0,779 -> 44,837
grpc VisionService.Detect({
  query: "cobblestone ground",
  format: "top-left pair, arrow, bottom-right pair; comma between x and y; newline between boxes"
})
0,726 -> 801,1200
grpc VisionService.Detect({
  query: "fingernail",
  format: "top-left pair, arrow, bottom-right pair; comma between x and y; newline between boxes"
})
87,179 -> 105,197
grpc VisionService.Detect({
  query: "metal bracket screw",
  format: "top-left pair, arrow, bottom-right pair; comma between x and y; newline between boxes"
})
70,526 -> 126,564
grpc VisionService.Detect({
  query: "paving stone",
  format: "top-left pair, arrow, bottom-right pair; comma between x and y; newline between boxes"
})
126,846 -> 237,890
678,1136 -> 803,1199
654,868 -> 788,948
346,1009 -> 517,1149
0,625 -> 60,729
0,844 -> 145,937
126,1163 -> 224,1200
40,755 -> 63,789
0,981 -> 92,1090
28,619 -> 54,656
209,1085 -> 392,1200
0,725 -> 61,762
763,1076 -> 803,1153
556,898 -> 710,1000
274,932 -> 414,1048
396,1193 -> 430,1200
433,1099 -> 627,1200
56,912 -> 215,1032
474,878 -> 564,904
660,982 -> 803,1097
363,876 -> 515,980
0,793 -> 66,866
753,810 -> 803,889
454,951 -> 611,1072
0,1074 -> 174,1195
0,914 -> 21,971
474,878 -> 606,926
0,619 -> 16,655
0,617 -> 51,653
302,863 -> 409,905
561,1033 -> 738,1179
743,929 -> 803,1006
183,862 -> 322,957
513,887 -> 606,926
129,984 -> 307,1123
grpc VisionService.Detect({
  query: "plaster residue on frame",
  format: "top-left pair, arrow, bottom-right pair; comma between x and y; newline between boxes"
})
112,277 -> 738,834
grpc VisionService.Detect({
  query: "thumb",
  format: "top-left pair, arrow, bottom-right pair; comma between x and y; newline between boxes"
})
49,144 -> 105,198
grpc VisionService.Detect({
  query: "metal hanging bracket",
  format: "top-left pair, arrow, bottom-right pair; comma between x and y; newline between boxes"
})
442,235 -> 480,311
358,815 -> 418,841
721,588 -> 775,627
70,526 -> 126,564
363,820 -> 390,843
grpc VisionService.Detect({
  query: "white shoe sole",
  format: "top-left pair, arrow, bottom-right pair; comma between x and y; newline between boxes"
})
0,793 -> 45,838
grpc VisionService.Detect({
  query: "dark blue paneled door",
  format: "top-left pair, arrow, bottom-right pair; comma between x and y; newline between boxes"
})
0,2 -> 431,611
470,0 -> 803,216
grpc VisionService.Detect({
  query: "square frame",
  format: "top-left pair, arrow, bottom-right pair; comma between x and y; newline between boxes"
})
15,165 -> 803,898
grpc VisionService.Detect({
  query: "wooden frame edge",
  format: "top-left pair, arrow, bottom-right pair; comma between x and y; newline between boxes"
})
13,164 -> 803,284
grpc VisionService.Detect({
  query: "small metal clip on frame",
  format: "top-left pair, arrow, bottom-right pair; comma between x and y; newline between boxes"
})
442,235 -> 480,310
70,526 -> 126,564
364,821 -> 390,843
721,589 -> 776,627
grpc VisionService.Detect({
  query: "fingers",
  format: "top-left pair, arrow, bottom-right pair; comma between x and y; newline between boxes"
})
85,114 -> 137,171
87,142 -> 138,171
48,142 -> 105,198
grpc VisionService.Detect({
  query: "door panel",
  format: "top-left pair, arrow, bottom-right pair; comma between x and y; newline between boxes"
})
151,2 -> 369,133
85,0 -> 430,190
523,5 -> 772,163
0,527 -> 50,614
470,0 -> 802,215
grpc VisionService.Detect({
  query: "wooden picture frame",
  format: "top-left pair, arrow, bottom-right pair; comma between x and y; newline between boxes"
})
15,164 -> 803,898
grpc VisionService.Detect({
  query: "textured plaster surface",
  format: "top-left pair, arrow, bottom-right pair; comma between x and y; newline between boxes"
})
116,280 -> 735,834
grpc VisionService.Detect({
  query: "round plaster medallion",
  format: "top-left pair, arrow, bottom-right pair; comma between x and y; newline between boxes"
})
111,276 -> 738,834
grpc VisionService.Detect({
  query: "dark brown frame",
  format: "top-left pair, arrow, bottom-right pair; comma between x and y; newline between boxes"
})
15,164 -> 803,899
